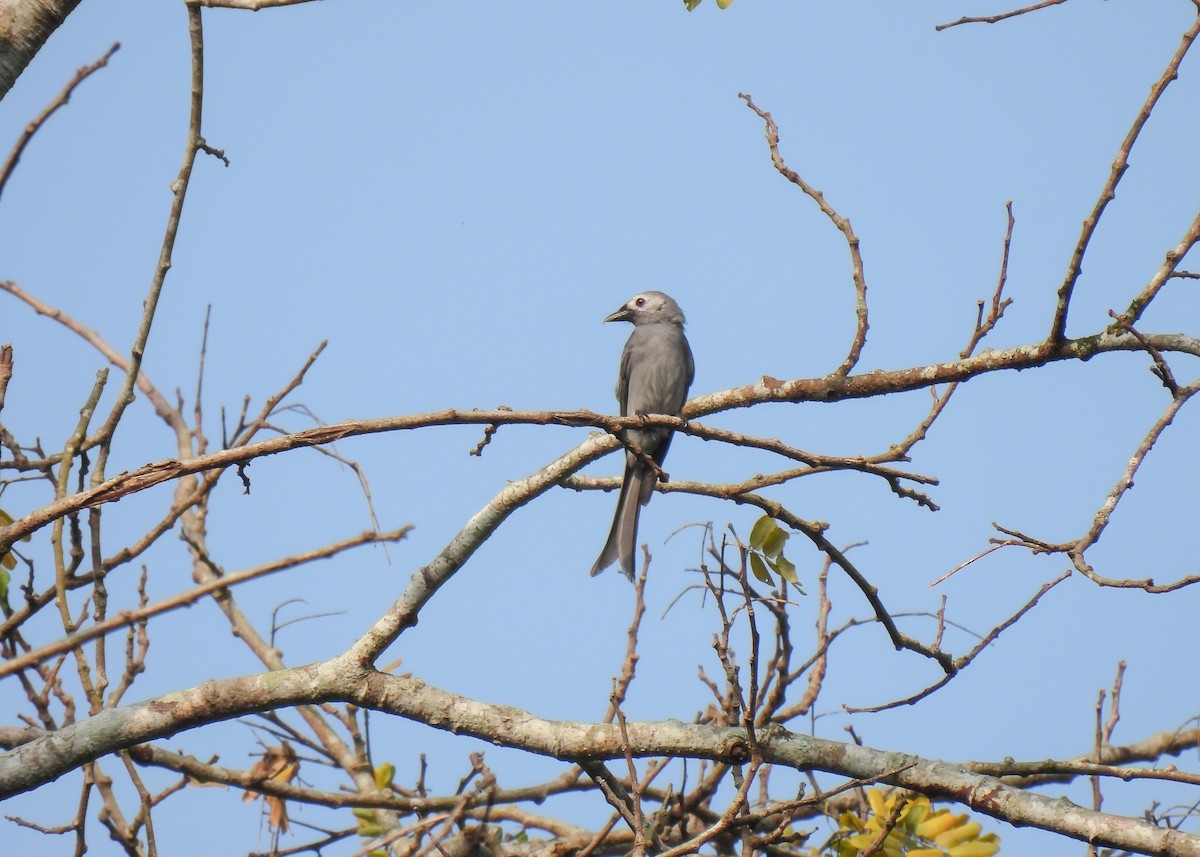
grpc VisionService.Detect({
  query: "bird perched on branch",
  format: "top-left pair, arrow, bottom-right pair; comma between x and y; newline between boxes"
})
591,291 -> 694,580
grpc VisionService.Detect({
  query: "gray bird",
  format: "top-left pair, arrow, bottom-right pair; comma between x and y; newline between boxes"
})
591,291 -> 694,579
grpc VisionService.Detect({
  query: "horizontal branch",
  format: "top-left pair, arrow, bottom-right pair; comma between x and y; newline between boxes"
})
197,0 -> 320,8
127,743 -> 592,813
3,328 -> 1194,556
0,662 -> 1194,857
967,727 -> 1200,787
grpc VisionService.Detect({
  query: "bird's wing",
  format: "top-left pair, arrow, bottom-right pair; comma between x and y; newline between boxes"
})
616,335 -> 634,417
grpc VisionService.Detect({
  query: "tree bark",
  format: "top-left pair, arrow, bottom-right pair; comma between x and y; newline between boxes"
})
0,0 -> 83,100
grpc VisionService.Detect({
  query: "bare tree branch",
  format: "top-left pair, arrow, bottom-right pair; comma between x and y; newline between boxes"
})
0,42 -> 118,200
5,326 -> 1198,554
739,92 -> 870,376
2,668 -> 1196,857
935,0 -> 1072,31
1048,9 -> 1200,342
0,528 -> 410,679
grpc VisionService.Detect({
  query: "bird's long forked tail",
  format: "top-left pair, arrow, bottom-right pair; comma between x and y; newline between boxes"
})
590,460 -> 647,580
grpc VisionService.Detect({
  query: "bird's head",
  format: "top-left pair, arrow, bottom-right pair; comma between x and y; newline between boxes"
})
604,291 -> 686,326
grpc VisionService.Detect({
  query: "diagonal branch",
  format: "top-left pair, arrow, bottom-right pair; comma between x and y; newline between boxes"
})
0,527 -> 411,679
0,42 -> 119,200
1048,10 -> 1200,342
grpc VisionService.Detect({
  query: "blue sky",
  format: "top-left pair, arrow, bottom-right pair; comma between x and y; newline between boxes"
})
2,1 -> 1199,854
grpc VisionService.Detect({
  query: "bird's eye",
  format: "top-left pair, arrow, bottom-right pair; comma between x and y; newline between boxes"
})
635,297 -> 646,307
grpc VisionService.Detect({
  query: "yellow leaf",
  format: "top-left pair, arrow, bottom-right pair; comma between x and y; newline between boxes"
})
935,820 -> 982,848
0,508 -> 27,577
716,0 -> 734,8
866,788 -> 889,818
948,840 -> 1000,857
374,763 -> 395,790
907,849 -> 947,857
917,810 -> 964,839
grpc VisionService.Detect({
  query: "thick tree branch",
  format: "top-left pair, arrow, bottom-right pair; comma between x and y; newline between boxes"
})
1,668 -> 1195,857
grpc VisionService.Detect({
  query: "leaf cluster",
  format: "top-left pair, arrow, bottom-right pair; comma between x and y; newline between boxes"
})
833,789 -> 1001,857
748,514 -> 800,588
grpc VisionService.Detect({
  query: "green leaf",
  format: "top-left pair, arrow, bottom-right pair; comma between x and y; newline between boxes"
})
683,0 -> 703,10
772,553 -> 800,587
716,0 -> 734,8
904,801 -> 927,830
749,515 -> 775,550
750,552 -> 773,584
761,526 -> 788,559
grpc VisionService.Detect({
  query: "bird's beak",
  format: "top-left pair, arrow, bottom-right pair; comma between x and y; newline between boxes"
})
604,305 -> 633,323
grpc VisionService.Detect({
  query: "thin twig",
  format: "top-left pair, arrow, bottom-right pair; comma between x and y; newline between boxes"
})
847,570 -> 1071,713
739,92 -> 869,376
0,344 -> 12,417
935,0 -> 1070,31
1,527 -> 410,679
0,43 -> 120,201
1049,12 -> 1200,342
